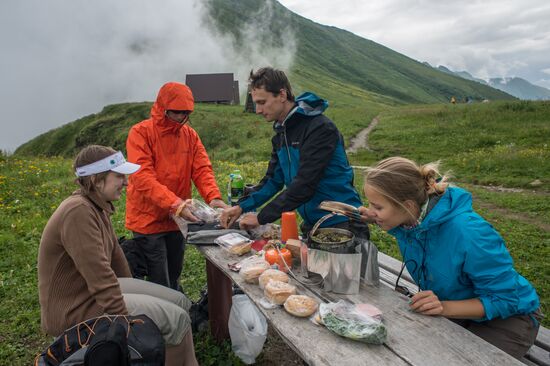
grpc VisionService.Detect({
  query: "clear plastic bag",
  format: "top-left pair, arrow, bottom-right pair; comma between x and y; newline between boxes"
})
187,199 -> 219,222
283,295 -> 318,317
248,222 -> 281,240
263,279 -> 296,305
319,300 -> 387,344
228,295 -> 268,364
258,269 -> 289,289
239,256 -> 270,283
214,233 -> 252,256
172,199 -> 220,237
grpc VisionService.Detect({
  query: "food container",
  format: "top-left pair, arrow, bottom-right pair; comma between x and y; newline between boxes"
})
306,213 -> 361,294
308,228 -> 356,254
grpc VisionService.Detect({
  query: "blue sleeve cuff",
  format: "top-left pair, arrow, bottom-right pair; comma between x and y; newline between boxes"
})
478,296 -> 494,321
239,197 -> 256,213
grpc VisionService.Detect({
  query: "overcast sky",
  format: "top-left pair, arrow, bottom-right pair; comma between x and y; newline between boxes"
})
279,0 -> 550,87
1,0 -> 549,152
0,0 -> 293,152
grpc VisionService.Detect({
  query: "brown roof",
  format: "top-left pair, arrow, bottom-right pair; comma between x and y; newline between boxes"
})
185,73 -> 238,103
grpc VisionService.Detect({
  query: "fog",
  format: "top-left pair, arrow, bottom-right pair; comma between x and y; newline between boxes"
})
0,0 -> 296,151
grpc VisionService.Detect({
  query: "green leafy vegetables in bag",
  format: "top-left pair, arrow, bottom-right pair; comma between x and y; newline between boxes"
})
319,301 -> 387,345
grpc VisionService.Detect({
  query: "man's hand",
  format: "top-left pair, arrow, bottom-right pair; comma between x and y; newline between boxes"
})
209,198 -> 229,209
239,213 -> 260,230
220,205 -> 243,228
358,206 -> 377,224
409,290 -> 444,316
171,199 -> 199,222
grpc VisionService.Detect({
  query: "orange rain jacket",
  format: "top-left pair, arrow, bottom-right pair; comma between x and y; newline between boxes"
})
125,82 -> 222,234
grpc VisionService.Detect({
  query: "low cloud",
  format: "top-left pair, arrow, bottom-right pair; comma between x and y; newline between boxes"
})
279,0 -> 550,89
0,0 -> 295,151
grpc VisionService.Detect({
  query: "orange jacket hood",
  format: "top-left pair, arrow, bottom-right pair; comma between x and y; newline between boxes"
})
152,82 -> 194,119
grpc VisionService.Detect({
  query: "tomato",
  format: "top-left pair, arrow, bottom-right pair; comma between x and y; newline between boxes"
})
265,247 -> 292,272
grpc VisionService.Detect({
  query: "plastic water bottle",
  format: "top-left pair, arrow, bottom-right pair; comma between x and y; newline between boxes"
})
230,170 -> 244,206
227,173 -> 234,205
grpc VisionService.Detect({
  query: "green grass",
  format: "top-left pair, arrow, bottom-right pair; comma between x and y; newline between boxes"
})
350,101 -> 550,190
465,184 -> 550,225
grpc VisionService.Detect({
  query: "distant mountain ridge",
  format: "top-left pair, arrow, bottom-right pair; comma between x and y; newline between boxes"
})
488,77 -> 550,100
435,65 -> 550,100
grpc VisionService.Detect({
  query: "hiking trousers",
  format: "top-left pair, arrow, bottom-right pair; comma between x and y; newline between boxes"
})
132,230 -> 185,290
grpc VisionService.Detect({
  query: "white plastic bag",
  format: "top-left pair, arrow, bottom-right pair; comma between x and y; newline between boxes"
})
228,295 -> 268,364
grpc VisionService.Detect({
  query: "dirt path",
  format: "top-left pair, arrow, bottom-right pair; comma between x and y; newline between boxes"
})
471,197 -> 550,232
471,184 -> 550,196
346,116 -> 379,153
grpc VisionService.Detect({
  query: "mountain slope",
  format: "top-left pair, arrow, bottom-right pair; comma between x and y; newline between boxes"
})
205,0 -> 514,104
16,0 -> 517,156
437,66 -> 488,85
489,77 -> 550,100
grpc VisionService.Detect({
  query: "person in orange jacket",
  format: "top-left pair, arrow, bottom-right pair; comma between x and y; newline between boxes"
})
126,82 -> 227,290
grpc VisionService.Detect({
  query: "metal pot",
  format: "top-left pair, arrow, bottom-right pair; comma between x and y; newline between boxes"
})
308,227 -> 356,254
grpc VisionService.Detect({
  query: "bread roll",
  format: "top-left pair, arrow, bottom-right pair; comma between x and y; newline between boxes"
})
284,295 -> 318,317
259,269 -> 289,289
264,280 -> 296,305
240,258 -> 270,283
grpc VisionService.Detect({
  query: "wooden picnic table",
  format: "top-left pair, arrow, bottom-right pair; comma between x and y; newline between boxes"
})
196,244 -> 524,366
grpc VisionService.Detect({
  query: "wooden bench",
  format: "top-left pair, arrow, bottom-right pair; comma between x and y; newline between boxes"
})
377,252 -> 550,366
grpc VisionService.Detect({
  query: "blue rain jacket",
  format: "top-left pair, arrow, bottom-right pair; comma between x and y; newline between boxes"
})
239,92 -> 362,227
389,187 -> 539,321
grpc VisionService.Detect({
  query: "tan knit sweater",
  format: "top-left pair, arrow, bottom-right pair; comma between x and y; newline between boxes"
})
38,190 -> 132,336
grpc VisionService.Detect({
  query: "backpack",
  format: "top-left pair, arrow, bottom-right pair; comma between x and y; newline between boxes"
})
34,314 -> 164,366
119,236 -> 148,279
84,317 -> 130,366
189,288 -> 209,333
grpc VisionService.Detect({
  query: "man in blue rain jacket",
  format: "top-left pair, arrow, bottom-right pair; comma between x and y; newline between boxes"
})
221,67 -> 367,238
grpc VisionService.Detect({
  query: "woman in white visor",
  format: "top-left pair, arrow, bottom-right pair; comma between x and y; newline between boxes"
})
38,145 -> 198,366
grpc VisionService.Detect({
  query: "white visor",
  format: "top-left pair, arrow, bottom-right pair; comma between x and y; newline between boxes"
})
75,151 -> 140,177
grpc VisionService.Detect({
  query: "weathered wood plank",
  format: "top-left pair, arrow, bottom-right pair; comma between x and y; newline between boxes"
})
198,246 -> 408,366
535,326 -> 550,351
525,344 -> 550,366
296,268 -> 523,366
378,252 -> 414,283
377,252 -> 549,365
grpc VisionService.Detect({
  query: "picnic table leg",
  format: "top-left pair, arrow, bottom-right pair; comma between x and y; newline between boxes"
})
205,258 -> 232,342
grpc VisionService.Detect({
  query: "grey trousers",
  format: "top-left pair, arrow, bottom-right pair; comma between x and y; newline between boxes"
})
119,277 -> 192,346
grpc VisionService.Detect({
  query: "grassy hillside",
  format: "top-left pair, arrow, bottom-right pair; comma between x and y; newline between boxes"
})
350,100 -> 550,190
15,102 -> 381,159
205,0 -> 515,104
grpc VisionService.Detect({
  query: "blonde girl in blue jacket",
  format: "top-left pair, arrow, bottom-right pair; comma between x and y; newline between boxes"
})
359,156 -> 542,358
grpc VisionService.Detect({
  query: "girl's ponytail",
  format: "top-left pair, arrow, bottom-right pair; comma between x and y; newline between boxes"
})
419,161 -> 449,195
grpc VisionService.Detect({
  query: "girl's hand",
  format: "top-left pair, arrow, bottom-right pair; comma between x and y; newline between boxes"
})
358,206 -> 377,223
409,290 -> 444,316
